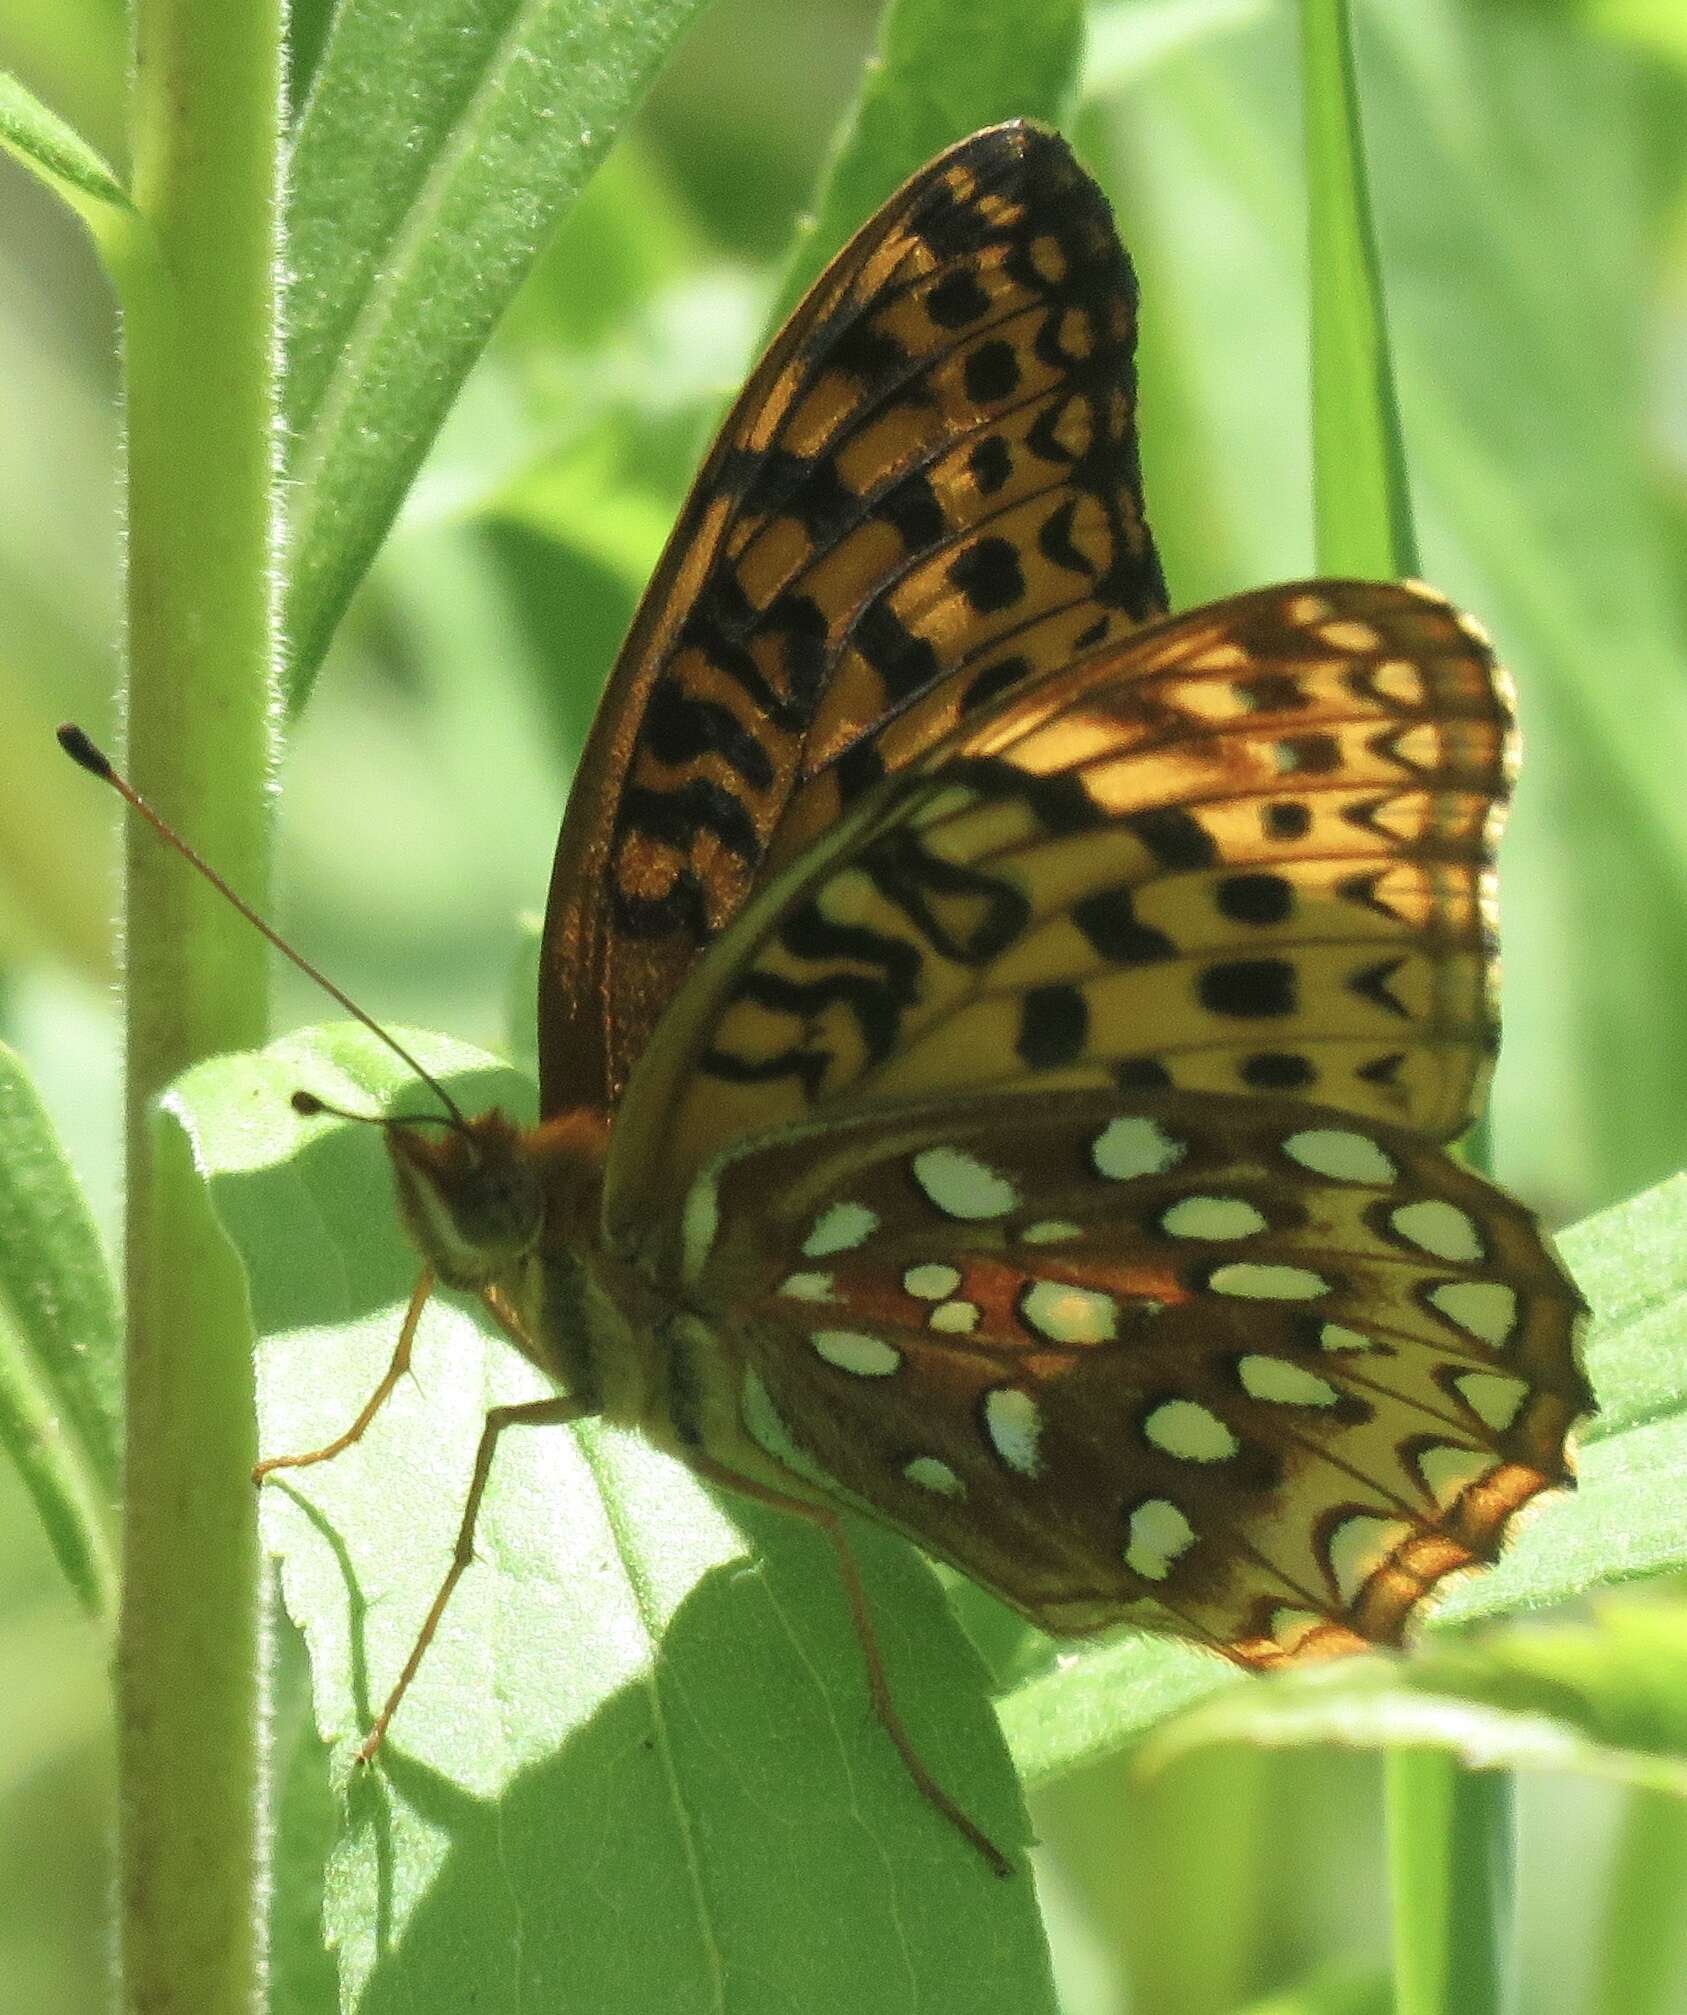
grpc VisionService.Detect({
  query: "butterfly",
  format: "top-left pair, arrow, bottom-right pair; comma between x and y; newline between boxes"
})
259,120 -> 1589,1875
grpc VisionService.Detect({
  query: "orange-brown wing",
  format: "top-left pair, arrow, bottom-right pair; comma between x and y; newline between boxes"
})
606,580 -> 1514,1230
667,1090 -> 1587,1660
539,122 -> 1166,1115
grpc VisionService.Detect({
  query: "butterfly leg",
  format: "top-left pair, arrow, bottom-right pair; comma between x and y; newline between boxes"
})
689,1455 -> 1013,1878
356,1394 -> 586,1763
253,1266 -> 436,1483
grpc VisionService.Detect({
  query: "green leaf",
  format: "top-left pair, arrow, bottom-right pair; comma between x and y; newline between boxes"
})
770,0 -> 1086,322
282,0 -> 721,691
0,67 -> 131,226
999,1173 -> 1687,1784
1299,0 -> 1418,579
1143,1599 -> 1687,1793
168,1024 -> 1057,2012
0,1041 -> 120,1623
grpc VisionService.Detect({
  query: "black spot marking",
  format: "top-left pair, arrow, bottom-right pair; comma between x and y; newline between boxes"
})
833,737 -> 887,806
760,595 -> 829,725
616,777 -> 761,867
960,654 -> 1030,715
825,316 -> 911,385
926,266 -> 993,329
698,1034 -> 829,1101
948,537 -> 1026,615
1217,873 -> 1294,926
1115,1055 -> 1172,1091
1276,734 -> 1341,775
1018,984 -> 1088,1067
875,471 -> 946,552
852,599 -> 939,701
1025,392 -> 1084,468
742,448 -> 856,544
1234,1443 -> 1284,1495
1237,673 -> 1304,712
1036,497 -> 1094,578
610,872 -> 710,945
1126,807 -> 1216,871
1332,1393 -> 1375,1428
952,754 -> 1107,836
677,570 -> 767,699
1350,957 -> 1413,1020
968,435 -> 1013,495
1264,801 -> 1312,841
1199,959 -> 1298,1019
1073,615 -> 1109,649
864,825 -> 1031,964
1337,870 -> 1405,923
1240,1051 -> 1315,1090
908,177 -> 995,261
1072,886 -> 1177,965
712,443 -> 760,500
1341,796 -> 1393,837
640,684 -> 774,791
964,339 -> 1021,404
1357,1052 -> 1406,1088
778,897 -> 922,1003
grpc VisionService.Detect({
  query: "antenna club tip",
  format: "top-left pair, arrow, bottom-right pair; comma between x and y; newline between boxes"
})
291,1090 -> 327,1117
57,722 -> 112,778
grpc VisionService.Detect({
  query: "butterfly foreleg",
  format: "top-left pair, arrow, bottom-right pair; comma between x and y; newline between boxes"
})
688,1453 -> 1013,1879
356,1393 -> 587,1764
253,1265 -> 436,1484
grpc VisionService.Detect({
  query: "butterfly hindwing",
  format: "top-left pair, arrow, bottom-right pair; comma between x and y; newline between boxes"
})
540,123 -> 1166,1113
607,578 -> 1514,1225
669,1089 -> 1587,1663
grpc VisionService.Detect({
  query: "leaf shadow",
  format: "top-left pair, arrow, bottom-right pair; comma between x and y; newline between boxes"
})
338,1505 -> 1041,2014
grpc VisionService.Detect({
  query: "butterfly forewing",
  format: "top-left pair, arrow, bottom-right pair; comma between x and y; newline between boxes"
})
607,579 -> 1513,1226
540,123 -> 1167,1113
666,1090 -> 1586,1663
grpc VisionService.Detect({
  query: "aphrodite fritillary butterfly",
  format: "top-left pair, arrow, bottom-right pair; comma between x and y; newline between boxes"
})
256,121 -> 1588,1874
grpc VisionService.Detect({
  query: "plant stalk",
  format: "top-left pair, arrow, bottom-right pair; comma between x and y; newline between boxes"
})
118,1 -> 285,2009
1298,5 -> 1511,2011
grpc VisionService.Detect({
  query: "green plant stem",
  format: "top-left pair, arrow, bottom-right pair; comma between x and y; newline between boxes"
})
119,2 -> 284,2011
1298,6 -> 1509,2012
1591,1787 -> 1687,2015
1385,1753 -> 1513,2015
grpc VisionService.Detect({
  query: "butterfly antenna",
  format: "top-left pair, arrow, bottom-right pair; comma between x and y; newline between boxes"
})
58,723 -> 472,1133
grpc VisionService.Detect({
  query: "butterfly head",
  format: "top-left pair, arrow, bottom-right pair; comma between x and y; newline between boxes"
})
382,1108 -> 546,1293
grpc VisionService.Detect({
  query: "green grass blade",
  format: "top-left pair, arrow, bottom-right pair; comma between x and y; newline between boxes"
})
283,0 -> 720,692
1299,5 -> 1499,2003
1299,0 -> 1416,578
0,1042 -> 120,1623
169,1025 -> 1059,2014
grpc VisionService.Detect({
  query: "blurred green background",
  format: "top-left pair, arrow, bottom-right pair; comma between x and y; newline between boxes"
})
3,0 -> 1685,2008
